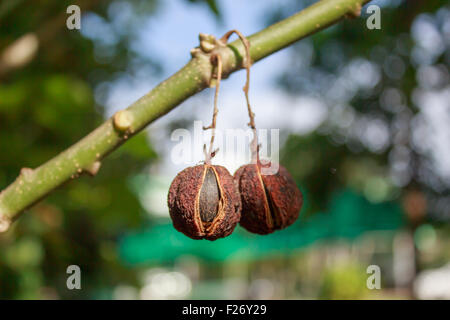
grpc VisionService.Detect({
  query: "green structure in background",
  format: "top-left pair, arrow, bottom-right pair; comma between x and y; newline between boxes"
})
119,189 -> 405,265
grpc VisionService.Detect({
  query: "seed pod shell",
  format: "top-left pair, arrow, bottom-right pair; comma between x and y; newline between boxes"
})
168,164 -> 241,240
234,163 -> 302,234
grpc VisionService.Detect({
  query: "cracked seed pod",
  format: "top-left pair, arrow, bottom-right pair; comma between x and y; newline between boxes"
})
234,162 -> 303,235
168,164 -> 241,240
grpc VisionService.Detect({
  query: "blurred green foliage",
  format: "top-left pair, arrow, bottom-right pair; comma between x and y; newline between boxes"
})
277,0 -> 449,222
0,0 -> 163,299
319,262 -> 367,299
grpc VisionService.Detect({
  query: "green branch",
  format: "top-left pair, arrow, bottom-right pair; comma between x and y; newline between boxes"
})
0,0 -> 370,232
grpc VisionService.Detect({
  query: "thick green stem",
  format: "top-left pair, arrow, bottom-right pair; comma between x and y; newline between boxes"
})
0,0 -> 369,232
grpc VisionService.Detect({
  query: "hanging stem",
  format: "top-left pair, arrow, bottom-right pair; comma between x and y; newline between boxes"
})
221,30 -> 258,163
203,54 -> 223,164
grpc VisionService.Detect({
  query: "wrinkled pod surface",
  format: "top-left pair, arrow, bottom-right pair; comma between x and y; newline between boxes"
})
234,163 -> 303,234
168,165 -> 241,240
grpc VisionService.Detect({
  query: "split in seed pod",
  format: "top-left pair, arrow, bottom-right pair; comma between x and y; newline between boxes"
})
234,161 -> 302,235
168,164 -> 241,240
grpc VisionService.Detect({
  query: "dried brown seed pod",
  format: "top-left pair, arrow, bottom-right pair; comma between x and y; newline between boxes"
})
168,164 -> 241,240
234,162 -> 303,235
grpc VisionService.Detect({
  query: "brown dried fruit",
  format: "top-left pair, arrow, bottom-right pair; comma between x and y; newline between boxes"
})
234,162 -> 303,235
168,164 -> 241,240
